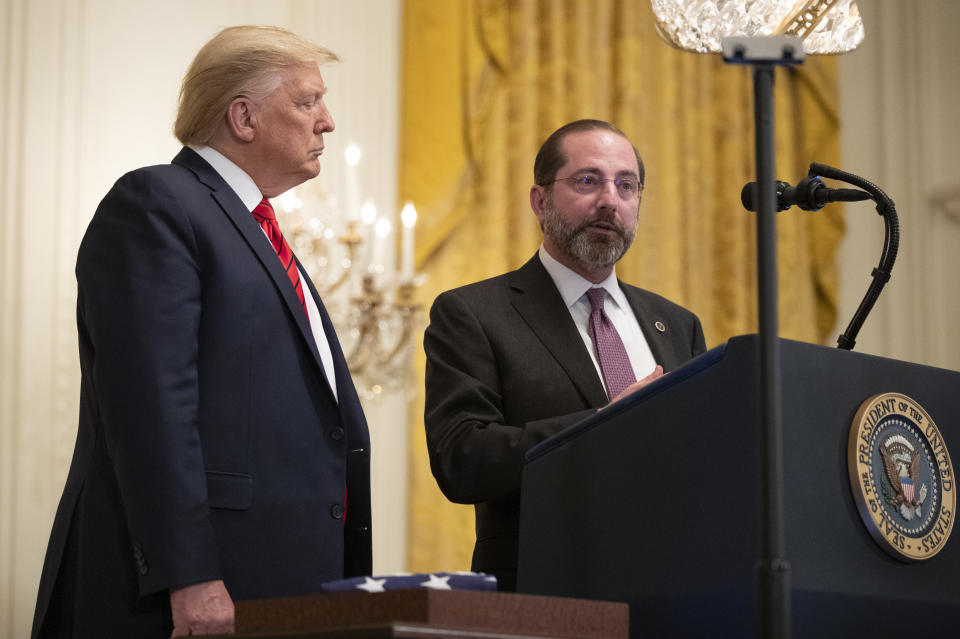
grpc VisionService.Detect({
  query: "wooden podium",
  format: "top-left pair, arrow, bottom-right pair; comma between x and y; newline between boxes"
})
202,589 -> 628,638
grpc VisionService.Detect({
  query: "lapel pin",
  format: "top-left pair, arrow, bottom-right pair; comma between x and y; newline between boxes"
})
654,321 -> 666,333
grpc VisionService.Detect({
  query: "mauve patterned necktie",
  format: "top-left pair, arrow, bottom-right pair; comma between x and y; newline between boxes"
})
252,198 -> 309,321
586,287 -> 636,400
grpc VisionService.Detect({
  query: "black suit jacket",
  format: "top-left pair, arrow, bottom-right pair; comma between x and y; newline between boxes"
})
423,255 -> 705,590
31,148 -> 372,638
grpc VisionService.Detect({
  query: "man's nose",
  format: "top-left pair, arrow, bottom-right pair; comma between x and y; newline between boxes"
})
596,179 -> 619,207
316,104 -> 335,134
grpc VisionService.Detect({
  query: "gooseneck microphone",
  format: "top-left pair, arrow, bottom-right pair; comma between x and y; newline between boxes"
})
741,175 -> 872,212
739,162 -> 899,352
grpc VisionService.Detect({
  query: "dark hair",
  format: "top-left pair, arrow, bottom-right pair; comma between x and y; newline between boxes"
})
533,119 -> 645,187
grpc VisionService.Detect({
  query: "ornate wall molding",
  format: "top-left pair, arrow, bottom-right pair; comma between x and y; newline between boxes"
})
835,0 -> 960,370
1,1 -> 87,635
930,184 -> 960,225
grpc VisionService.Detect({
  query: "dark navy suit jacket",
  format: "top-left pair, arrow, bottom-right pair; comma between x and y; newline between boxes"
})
31,148 -> 372,638
424,255 -> 705,591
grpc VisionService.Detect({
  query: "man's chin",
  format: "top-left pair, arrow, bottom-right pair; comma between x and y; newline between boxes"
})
301,161 -> 323,180
568,240 -> 626,270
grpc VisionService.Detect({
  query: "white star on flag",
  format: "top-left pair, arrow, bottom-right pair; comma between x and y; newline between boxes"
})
356,576 -> 387,593
419,574 -> 452,590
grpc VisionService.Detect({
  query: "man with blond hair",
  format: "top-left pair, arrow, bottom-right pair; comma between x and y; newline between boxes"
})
31,26 -> 371,638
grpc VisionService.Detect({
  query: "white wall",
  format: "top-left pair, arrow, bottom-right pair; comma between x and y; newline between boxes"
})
834,0 -> 960,370
0,2 -> 403,637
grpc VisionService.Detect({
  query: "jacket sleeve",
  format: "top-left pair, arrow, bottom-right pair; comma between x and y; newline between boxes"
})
77,170 -> 221,595
423,290 -> 595,505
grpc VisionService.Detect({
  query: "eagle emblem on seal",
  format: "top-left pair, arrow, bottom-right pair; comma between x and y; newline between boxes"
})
880,434 -> 928,521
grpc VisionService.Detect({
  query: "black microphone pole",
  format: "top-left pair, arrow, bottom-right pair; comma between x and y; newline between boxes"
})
723,36 -> 802,639
752,58 -> 790,639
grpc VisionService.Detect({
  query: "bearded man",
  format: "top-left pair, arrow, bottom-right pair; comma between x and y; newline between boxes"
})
423,119 -> 706,592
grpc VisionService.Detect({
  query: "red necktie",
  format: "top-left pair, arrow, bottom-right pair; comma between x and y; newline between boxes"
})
252,199 -> 309,321
586,287 -> 636,400
255,200 -> 345,515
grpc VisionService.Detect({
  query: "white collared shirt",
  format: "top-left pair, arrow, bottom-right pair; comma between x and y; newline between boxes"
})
192,145 -> 338,401
537,245 -> 657,393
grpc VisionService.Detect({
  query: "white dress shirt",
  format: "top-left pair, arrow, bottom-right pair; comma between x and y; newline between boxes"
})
537,245 -> 657,394
192,145 -> 338,401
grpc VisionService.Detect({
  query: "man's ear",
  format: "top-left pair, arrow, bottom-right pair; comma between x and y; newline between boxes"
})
530,185 -> 547,227
225,97 -> 257,143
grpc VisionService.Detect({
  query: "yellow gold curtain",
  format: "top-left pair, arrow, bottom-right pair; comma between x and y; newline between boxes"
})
401,0 -> 844,573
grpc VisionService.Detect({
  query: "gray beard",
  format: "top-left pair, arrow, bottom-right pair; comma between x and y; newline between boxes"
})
541,196 -> 637,272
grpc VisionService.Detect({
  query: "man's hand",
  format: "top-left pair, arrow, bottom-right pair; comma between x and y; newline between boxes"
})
602,365 -> 664,408
170,579 -> 235,637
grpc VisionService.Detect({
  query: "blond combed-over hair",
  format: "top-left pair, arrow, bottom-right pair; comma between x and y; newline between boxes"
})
174,25 -> 339,146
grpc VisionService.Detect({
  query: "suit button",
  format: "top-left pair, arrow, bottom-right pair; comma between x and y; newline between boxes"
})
331,427 -> 345,441
139,564 -> 149,576
330,503 -> 344,520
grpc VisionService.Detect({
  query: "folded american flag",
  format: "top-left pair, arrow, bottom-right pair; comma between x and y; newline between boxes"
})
321,571 -> 498,593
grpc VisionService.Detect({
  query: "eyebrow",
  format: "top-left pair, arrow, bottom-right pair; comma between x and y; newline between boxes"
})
573,167 -> 640,179
292,82 -> 327,97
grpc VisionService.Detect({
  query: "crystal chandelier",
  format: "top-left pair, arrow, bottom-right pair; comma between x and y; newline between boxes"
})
651,0 -> 865,54
275,144 -> 423,399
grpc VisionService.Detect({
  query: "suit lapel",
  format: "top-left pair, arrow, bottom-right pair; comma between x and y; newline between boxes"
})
171,148 -> 334,393
300,266 -> 367,428
621,284 -> 681,372
508,256 -> 608,407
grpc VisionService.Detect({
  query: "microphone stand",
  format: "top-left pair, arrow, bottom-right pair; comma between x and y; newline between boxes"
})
807,163 -> 900,351
722,36 -> 804,639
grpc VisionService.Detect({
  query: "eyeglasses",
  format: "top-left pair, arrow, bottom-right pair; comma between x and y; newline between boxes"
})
551,173 -> 643,199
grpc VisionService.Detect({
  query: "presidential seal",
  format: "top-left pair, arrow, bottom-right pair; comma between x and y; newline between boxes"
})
848,393 -> 955,561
